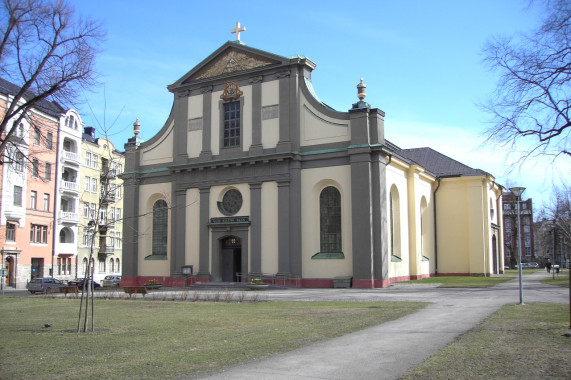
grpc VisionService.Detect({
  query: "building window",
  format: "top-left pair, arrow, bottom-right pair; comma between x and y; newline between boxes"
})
92,154 -> 98,169
389,185 -> 402,258
45,163 -> 51,181
30,191 -> 37,209
152,200 -> 168,256
43,193 -> 49,211
30,224 -> 48,243
33,127 -> 40,145
98,259 -> 105,273
46,132 -> 53,150
223,101 -> 241,147
90,203 -> 96,219
91,178 -> 97,193
83,202 -> 90,218
85,152 -> 91,167
115,208 -> 121,223
32,159 -> 39,178
13,186 -> 22,206
115,232 -> 121,248
319,186 -> 342,253
6,223 -> 16,242
83,229 -> 91,247
13,151 -> 24,172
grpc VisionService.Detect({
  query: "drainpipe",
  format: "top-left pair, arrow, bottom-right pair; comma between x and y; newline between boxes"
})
432,178 -> 441,275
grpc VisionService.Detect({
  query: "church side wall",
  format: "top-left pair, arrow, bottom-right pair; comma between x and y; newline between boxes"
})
301,165 -> 353,280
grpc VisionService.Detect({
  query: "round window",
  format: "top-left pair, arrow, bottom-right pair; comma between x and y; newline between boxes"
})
220,189 -> 243,215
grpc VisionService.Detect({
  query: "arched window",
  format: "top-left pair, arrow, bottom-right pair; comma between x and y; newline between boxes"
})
152,200 -> 168,256
390,185 -> 401,258
320,186 -> 342,253
420,197 -> 428,256
116,258 -> 120,273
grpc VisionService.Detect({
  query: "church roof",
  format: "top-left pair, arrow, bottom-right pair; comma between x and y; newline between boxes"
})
396,147 -> 489,177
0,77 -> 64,117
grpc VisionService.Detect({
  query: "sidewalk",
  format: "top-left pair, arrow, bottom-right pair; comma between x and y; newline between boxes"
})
194,271 -> 569,380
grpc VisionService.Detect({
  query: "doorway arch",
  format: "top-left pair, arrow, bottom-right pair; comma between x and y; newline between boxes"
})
220,236 -> 242,282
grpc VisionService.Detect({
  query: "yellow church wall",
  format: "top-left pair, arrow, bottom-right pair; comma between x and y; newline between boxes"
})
261,181 -> 279,274
299,93 -> 350,146
185,188 -> 201,272
187,94 -> 203,158
210,90 -> 222,155
137,182 -> 172,276
261,81 -> 280,149
140,121 -> 174,165
436,176 -> 495,275
301,166 -> 353,278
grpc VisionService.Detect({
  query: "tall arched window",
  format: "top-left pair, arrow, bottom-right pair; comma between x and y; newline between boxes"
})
152,200 -> 168,256
390,185 -> 401,258
320,186 -> 342,253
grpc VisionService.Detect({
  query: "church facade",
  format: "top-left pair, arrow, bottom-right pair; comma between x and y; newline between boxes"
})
121,39 -> 504,288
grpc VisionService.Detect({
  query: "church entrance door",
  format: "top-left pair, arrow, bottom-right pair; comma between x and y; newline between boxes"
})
220,236 -> 242,282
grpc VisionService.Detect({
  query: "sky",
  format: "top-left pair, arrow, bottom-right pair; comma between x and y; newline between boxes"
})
71,0 -> 569,212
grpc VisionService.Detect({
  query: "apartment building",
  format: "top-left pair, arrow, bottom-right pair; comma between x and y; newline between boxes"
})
79,127 -> 124,283
502,190 -> 535,268
1,78 -> 62,289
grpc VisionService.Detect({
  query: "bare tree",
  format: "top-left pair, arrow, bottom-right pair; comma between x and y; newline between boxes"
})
536,183 -> 571,265
0,0 -> 104,160
481,0 -> 570,160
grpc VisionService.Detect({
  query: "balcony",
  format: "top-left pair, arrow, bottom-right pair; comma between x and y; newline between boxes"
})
100,168 -> 117,179
100,191 -> 116,204
61,180 -> 80,194
62,151 -> 81,165
59,211 -> 79,223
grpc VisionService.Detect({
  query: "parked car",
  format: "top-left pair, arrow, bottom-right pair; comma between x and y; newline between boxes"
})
515,263 -> 539,269
102,275 -> 121,287
67,278 -> 101,289
26,277 -> 65,294
527,262 -> 539,268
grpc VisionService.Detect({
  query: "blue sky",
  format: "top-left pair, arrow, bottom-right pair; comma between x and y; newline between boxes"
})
72,0 -> 569,211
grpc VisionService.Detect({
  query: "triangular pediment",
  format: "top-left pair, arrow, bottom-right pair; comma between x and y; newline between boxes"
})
170,42 -> 288,90
191,48 -> 277,81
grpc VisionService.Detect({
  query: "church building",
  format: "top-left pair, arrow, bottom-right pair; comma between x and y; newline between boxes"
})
121,28 -> 504,288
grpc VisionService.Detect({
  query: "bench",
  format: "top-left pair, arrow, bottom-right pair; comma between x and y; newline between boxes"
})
59,286 -> 79,295
123,286 -> 148,296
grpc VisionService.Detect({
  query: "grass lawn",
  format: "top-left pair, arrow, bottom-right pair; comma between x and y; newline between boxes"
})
403,303 -> 571,379
0,297 -> 425,379
403,276 -> 513,287
504,269 -> 541,275
542,271 -> 570,287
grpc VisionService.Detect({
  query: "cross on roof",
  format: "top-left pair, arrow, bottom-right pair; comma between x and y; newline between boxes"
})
231,21 -> 246,41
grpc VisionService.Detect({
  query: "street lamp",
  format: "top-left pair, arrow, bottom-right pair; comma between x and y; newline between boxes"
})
510,186 -> 526,305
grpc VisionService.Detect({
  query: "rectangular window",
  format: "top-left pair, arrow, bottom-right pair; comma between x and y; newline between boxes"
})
13,186 -> 22,206
525,247 -> 532,256
115,208 -> 121,223
92,154 -> 98,169
30,191 -> 37,209
99,259 -> 105,273
83,202 -> 90,218
83,230 -> 91,247
84,176 -> 90,191
32,159 -> 39,178
115,232 -> 121,248
43,193 -> 49,211
90,178 -> 97,193
115,185 -> 121,200
109,207 -> 115,222
46,132 -> 53,150
99,208 -> 107,225
85,152 -> 91,167
109,231 -> 114,248
30,224 -> 48,243
223,101 -> 241,147
14,151 -> 24,172
33,127 -> 40,145
6,223 -> 16,242
45,163 -> 51,181
90,203 -> 96,219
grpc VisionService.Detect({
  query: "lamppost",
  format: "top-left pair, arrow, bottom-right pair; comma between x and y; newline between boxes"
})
510,186 -> 526,305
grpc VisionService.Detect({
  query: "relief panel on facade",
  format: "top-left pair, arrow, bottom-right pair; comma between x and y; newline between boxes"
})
193,50 -> 276,80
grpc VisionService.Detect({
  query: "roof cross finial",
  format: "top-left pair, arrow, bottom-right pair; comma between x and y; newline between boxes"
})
231,21 -> 246,41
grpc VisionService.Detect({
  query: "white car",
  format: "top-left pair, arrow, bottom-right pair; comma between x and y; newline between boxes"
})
102,275 -> 122,287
